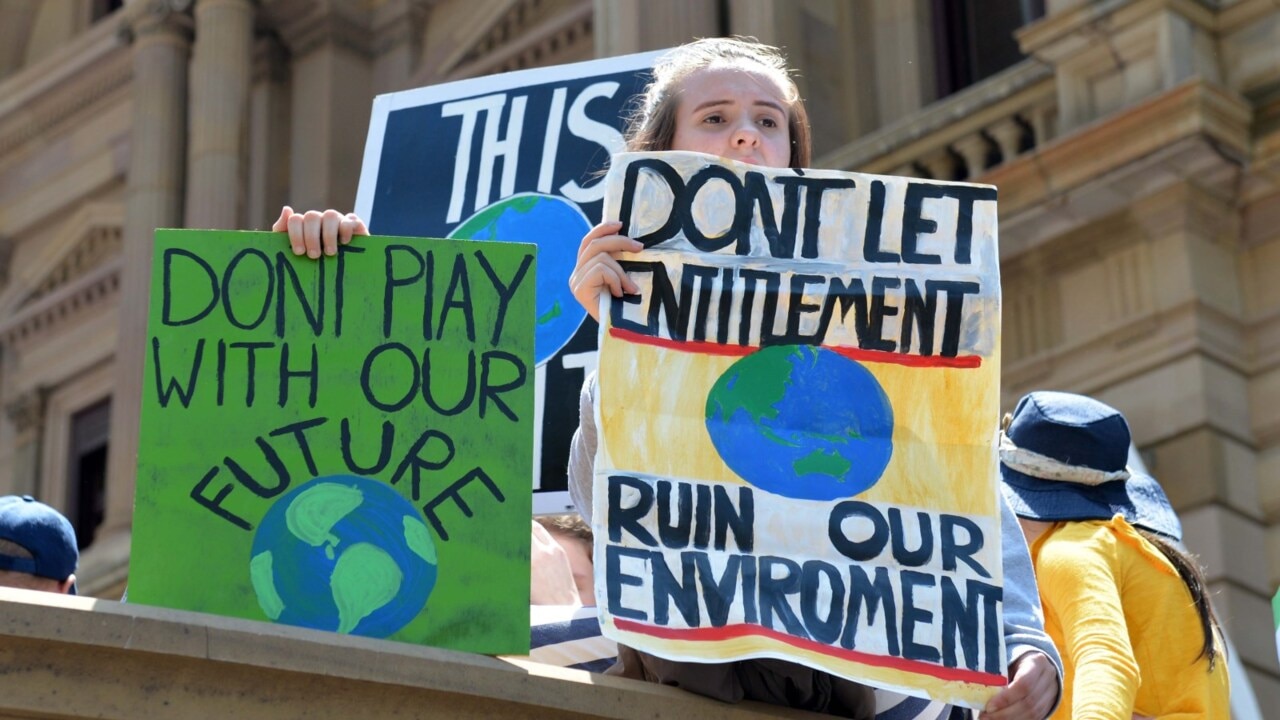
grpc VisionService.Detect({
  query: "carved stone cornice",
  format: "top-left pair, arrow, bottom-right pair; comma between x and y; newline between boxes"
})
261,0 -> 374,59
0,21 -> 132,161
0,260 -> 122,350
370,0 -> 431,58
4,387 -> 48,434
445,0 -> 592,80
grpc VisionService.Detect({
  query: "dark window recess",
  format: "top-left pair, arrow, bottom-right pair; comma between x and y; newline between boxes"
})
932,0 -> 1045,98
67,399 -> 110,550
92,0 -> 124,23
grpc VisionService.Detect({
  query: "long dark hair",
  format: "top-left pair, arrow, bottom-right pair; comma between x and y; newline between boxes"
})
1136,527 -> 1224,670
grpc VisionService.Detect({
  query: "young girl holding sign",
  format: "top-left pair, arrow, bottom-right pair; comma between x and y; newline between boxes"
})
564,37 -> 1061,720
275,35 -> 1062,720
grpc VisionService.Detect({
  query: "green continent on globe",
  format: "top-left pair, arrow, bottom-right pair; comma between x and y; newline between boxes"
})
538,301 -> 562,326
249,551 -> 285,620
793,448 -> 853,480
332,542 -> 403,635
285,482 -> 363,560
706,345 -> 799,428
402,516 -> 437,564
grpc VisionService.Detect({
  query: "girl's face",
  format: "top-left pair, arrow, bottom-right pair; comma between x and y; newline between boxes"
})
670,67 -> 792,168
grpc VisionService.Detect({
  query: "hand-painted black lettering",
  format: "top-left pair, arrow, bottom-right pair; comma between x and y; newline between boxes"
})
801,560 -> 846,645
607,474 -> 657,546
619,158 -> 685,248
439,253 -> 476,342
421,466 -> 504,541
888,507 -> 934,567
383,245 -> 425,339
475,249 -> 533,345
652,551 -> 699,626
268,417 -> 327,478
340,418 -> 395,475
758,556 -> 807,637
422,347 -> 476,415
190,466 -> 251,530
862,180 -> 898,263
222,248 -> 275,330
680,164 -> 748,254
162,249 -> 219,326
479,350 -> 526,421
278,342 -> 319,408
152,337 -> 204,408
829,500 -> 889,561
901,570 -> 941,663
605,544 -> 650,621
275,251 -> 324,337
390,428 -> 455,502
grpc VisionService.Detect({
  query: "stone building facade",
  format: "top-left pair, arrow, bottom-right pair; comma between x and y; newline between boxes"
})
0,0 -> 1277,710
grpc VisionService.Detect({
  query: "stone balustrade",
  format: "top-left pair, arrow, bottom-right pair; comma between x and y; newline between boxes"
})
816,59 -> 1057,183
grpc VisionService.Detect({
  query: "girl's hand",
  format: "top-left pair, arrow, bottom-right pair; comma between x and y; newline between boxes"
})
981,650 -> 1058,720
568,220 -> 643,322
273,206 -> 368,259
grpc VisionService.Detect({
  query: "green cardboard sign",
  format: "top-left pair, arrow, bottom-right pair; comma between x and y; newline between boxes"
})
130,230 -> 535,654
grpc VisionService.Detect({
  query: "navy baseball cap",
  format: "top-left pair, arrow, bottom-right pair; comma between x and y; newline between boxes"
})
0,495 -> 78,591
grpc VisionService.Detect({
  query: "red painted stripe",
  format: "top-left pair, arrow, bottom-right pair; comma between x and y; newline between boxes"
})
607,327 -> 983,369
613,618 -> 1007,687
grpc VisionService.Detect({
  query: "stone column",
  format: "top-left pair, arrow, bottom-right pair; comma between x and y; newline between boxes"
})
185,0 -> 255,229
592,0 -> 719,58
104,0 -> 192,535
264,0 -> 375,212
870,0 -> 936,125
246,31 -> 291,229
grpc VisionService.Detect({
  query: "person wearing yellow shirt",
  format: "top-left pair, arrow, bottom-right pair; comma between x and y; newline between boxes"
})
999,391 -> 1229,719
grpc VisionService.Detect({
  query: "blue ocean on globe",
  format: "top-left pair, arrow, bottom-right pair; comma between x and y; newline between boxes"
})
704,345 -> 894,501
449,193 -> 590,365
249,475 -> 438,638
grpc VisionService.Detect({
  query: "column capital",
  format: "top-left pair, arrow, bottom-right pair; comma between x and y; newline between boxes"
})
119,0 -> 195,44
5,387 -> 47,435
260,0 -> 373,59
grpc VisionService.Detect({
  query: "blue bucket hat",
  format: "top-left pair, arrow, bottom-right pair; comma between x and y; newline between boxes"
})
999,391 -> 1182,542
0,495 -> 78,592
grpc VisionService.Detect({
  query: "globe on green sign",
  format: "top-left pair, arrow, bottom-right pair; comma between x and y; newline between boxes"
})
449,192 -> 590,366
704,345 -> 894,501
249,475 -> 438,638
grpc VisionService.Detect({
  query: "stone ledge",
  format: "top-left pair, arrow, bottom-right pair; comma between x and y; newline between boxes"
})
0,589 -> 825,720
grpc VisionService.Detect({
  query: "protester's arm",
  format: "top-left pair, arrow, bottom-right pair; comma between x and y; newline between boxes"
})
273,206 -> 367,259
567,371 -> 598,523
983,492 -> 1063,720
1036,525 -> 1139,720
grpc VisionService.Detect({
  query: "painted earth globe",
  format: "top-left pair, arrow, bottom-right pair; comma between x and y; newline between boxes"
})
704,345 -> 894,501
450,192 -> 590,365
249,475 -> 438,638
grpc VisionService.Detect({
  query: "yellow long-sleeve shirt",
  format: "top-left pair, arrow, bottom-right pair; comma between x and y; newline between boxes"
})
1030,516 -> 1229,720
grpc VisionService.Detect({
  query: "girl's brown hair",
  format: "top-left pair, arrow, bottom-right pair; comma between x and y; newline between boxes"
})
625,37 -> 811,169
1136,527 -> 1224,670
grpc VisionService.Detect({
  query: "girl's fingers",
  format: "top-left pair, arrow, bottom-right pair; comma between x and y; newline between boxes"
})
339,213 -> 369,245
285,212 -> 306,256
320,209 -> 342,257
578,220 -> 623,255
302,210 -> 324,258
272,205 -> 293,233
